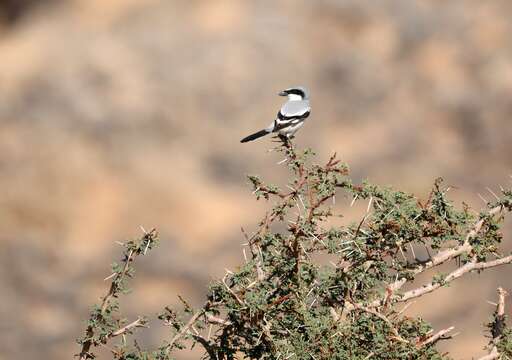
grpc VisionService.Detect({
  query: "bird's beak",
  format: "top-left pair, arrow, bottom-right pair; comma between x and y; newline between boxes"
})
278,91 -> 288,96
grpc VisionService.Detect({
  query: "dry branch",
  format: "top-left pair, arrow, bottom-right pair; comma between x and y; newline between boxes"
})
111,317 -> 147,337
79,250 -> 135,360
478,287 -> 508,360
367,205 -> 509,308
417,326 -> 455,347
395,255 -> 512,303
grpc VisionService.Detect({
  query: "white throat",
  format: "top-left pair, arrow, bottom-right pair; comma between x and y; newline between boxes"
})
287,94 -> 303,101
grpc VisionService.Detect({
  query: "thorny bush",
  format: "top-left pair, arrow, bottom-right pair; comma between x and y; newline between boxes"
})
78,140 -> 512,359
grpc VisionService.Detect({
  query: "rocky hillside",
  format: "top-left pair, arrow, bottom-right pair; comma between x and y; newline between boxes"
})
1,1 -> 512,358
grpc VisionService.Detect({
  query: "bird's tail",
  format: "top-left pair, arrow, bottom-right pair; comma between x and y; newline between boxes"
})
240,129 -> 270,143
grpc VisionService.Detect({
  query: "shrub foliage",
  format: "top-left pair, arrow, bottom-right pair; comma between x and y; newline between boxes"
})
78,140 -> 512,359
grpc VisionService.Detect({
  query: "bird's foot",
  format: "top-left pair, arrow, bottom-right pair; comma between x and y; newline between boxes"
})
271,134 -> 294,153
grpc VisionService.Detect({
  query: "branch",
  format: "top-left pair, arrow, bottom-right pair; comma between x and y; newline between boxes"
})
165,309 -> 205,355
242,227 -> 265,281
478,287 -> 508,360
349,301 -> 409,344
206,313 -> 232,326
477,352 -> 500,360
190,333 -> 217,359
393,255 -> 512,304
365,205 -> 507,308
77,229 -> 157,360
222,274 -> 245,305
79,250 -> 135,360
110,317 -> 147,338
417,326 -> 455,347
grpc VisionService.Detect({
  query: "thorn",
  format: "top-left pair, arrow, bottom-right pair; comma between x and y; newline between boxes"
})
298,195 -> 306,209
207,324 -> 213,341
477,193 -> 489,205
294,200 -> 301,214
486,187 -> 500,201
398,245 -> 407,262
350,194 -> 358,207
396,301 -> 415,317
409,243 -> 416,261
104,273 -> 116,281
144,237 -> 151,255
139,225 -> 148,234
277,158 -> 288,165
373,198 -> 383,210
366,196 -> 373,213
309,297 -> 317,309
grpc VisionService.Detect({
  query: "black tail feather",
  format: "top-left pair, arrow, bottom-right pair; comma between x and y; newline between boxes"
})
240,129 -> 269,143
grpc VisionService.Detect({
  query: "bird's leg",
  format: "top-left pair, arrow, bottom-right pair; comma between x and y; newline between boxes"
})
278,134 -> 289,145
272,134 -> 290,147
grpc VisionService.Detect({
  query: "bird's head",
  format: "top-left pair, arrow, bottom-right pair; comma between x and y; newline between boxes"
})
278,86 -> 309,101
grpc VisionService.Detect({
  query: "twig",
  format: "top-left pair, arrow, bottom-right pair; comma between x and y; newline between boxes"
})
366,205 -> 507,307
349,301 -> 409,343
79,250 -> 136,360
206,313 -> 232,326
478,287 -> 508,360
394,301 -> 415,318
477,351 -> 500,360
166,309 -> 205,354
417,326 -> 455,347
190,333 -> 217,358
110,317 -> 147,337
392,255 -> 512,304
222,275 -> 245,305
242,227 -> 265,281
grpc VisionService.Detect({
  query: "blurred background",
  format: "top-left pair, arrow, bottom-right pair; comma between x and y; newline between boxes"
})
1,0 -> 512,359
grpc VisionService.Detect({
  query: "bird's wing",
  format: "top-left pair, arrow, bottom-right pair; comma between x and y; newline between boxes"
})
279,100 -> 310,120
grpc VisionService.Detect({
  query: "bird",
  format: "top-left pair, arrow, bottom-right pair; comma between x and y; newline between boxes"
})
240,86 -> 310,143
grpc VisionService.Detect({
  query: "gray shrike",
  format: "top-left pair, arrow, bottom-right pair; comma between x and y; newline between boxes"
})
240,86 -> 310,143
